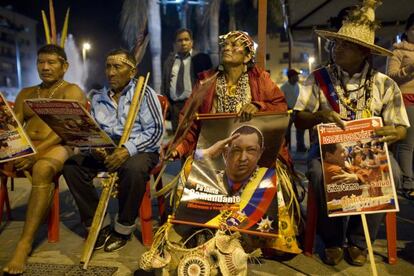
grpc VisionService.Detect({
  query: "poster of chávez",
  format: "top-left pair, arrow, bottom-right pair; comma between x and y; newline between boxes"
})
25,99 -> 116,148
0,92 -> 36,162
318,118 -> 399,217
174,112 -> 289,237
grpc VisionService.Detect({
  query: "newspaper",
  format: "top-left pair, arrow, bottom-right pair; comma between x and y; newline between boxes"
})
318,117 -> 399,217
0,92 -> 36,163
25,99 -> 116,148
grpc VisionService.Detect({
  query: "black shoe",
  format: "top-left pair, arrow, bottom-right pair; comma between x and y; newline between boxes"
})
346,246 -> 367,266
323,247 -> 344,266
94,225 -> 112,250
104,231 -> 130,252
296,146 -> 307,153
134,269 -> 156,276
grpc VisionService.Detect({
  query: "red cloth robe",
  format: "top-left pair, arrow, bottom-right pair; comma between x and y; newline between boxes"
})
176,65 -> 292,166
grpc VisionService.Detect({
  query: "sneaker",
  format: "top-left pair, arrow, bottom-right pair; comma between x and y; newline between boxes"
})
94,225 -> 112,250
104,231 -> 130,252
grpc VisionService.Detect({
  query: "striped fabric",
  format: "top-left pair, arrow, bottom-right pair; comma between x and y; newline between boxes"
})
89,79 -> 164,155
294,63 -> 410,128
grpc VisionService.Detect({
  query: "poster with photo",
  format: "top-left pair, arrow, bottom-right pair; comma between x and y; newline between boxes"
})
173,112 -> 289,237
25,99 -> 116,148
0,92 -> 36,163
318,117 -> 399,217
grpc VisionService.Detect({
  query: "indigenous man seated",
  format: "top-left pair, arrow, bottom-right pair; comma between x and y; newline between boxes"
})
3,44 -> 86,275
294,0 -> 409,266
63,49 -> 164,252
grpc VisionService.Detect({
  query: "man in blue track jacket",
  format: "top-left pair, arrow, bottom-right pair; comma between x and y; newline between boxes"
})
63,49 -> 164,252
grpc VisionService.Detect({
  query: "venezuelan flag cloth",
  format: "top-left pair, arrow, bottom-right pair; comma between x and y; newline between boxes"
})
174,164 -> 280,238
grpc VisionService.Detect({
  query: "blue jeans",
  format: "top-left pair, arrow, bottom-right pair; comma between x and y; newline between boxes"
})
395,105 -> 414,190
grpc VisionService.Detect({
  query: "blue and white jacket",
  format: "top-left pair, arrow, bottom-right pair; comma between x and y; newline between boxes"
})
89,79 -> 164,156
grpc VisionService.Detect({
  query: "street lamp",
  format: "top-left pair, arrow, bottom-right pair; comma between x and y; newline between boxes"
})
308,56 -> 315,74
82,42 -> 91,62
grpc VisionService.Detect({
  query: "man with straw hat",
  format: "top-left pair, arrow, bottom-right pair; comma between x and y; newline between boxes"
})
294,0 -> 409,266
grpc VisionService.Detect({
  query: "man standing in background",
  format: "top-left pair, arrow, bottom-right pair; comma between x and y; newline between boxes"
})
280,69 -> 306,152
161,28 -> 212,133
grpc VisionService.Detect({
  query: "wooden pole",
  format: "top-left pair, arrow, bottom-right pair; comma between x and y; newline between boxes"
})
80,75 -> 148,269
361,214 -> 378,276
257,0 -> 267,69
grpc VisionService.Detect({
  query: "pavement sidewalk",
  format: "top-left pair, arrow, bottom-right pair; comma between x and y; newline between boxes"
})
1,159 -> 414,275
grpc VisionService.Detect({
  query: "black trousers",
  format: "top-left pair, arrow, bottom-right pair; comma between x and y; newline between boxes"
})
286,117 -> 306,150
170,100 -> 187,133
63,151 -> 158,228
307,154 -> 401,249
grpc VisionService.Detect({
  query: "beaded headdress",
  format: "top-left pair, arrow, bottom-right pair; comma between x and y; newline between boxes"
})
219,31 -> 257,61
106,55 -> 136,68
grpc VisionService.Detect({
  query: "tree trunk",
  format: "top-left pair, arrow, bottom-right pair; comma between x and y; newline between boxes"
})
148,0 -> 162,92
209,0 -> 221,67
228,4 -> 236,31
195,5 -> 209,53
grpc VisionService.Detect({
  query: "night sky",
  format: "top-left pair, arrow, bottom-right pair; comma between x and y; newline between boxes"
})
2,0 -> 266,89
2,0 -> 161,88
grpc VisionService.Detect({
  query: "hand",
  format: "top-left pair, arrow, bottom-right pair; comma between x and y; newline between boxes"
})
167,149 -> 180,160
202,133 -> 240,159
316,110 -> 345,129
374,126 -> 401,144
237,103 -> 259,122
14,155 -> 37,171
104,147 -> 130,172
91,148 -> 107,161
332,171 -> 359,184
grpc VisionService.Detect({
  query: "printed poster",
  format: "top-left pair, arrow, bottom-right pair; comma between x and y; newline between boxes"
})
0,92 -> 36,163
173,112 -> 289,237
25,99 -> 116,148
318,117 -> 398,217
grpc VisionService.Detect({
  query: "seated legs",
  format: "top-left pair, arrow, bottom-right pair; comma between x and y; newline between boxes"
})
3,145 -> 70,274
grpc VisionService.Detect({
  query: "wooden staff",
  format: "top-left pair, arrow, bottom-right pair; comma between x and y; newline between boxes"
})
151,72 -> 219,193
361,214 -> 378,276
80,74 -> 149,269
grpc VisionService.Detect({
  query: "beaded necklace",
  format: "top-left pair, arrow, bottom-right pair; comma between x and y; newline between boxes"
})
329,65 -> 375,119
36,80 -> 65,99
215,73 -> 250,113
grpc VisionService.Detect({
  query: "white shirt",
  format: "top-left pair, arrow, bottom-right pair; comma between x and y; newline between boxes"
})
280,81 -> 300,109
170,50 -> 193,101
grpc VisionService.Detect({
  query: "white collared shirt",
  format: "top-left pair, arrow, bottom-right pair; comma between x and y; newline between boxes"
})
170,50 -> 193,101
294,63 -> 410,127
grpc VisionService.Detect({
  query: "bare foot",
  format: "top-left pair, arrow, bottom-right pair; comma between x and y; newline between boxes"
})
2,241 -> 32,274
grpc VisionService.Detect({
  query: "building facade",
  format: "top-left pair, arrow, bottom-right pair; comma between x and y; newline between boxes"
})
0,6 -> 37,99
263,34 -> 315,85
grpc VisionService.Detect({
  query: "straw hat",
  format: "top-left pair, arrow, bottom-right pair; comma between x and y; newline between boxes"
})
315,0 -> 392,56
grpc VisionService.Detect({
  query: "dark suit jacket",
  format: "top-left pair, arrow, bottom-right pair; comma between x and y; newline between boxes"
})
161,51 -> 212,102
